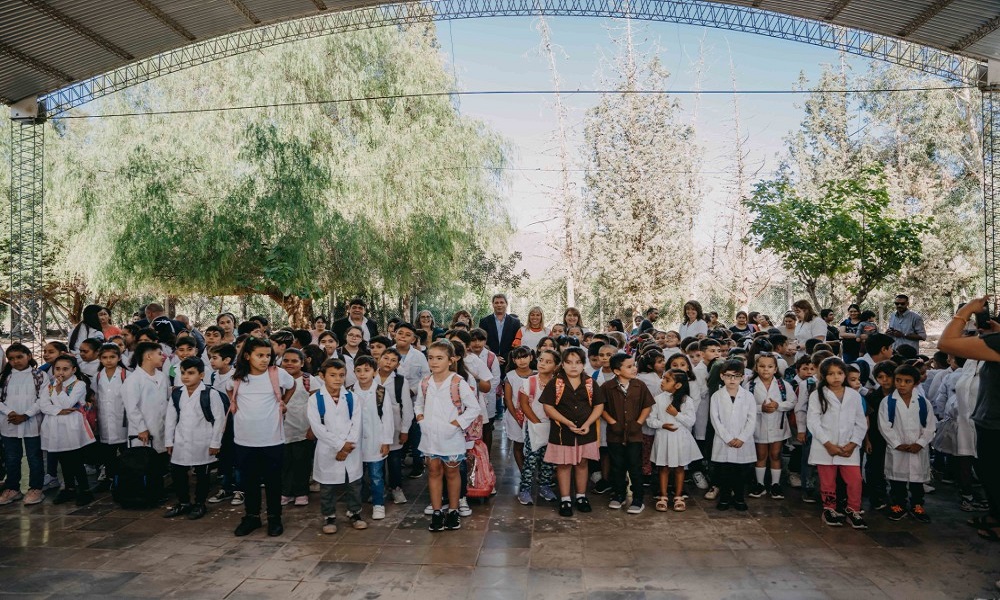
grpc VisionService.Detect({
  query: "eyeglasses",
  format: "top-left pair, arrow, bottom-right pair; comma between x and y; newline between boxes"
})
721,373 -> 743,380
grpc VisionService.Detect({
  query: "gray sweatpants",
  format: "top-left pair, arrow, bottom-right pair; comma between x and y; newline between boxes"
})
320,479 -> 362,519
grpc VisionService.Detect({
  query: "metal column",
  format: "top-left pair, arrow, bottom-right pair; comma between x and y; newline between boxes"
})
8,101 -> 45,342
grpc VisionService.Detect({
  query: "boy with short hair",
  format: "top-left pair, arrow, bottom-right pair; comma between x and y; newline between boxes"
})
863,360 -> 897,510
206,343 -> 241,505
598,353 -> 655,514
353,355 -> 394,520
310,359 -> 366,534
394,323 -> 429,479
164,358 -> 227,520
170,336 -> 199,386
710,359 -> 757,511
468,328 -> 501,451
879,364 -> 936,522
587,341 -> 605,374
376,349 -> 411,504
369,336 -> 394,361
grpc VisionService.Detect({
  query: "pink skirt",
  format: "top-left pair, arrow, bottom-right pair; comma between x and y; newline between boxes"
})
545,441 -> 600,465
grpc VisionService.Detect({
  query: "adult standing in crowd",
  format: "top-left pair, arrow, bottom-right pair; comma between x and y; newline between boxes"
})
679,300 -> 708,340
792,299 -> 826,357
937,296 -> 1000,545
839,304 -> 864,363
478,294 -> 521,362
136,303 -> 186,335
332,298 -> 379,343
638,307 -> 659,335
68,304 -> 105,356
887,294 -> 926,351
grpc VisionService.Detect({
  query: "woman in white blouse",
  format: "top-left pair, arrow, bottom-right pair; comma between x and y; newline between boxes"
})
793,299 -> 828,358
679,300 -> 709,340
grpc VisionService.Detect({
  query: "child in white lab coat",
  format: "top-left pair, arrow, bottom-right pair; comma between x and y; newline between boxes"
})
309,358 -> 365,534
709,359 -> 756,511
39,354 -> 96,506
123,342 -> 170,468
280,348 -> 321,507
164,358 -> 226,520
91,343 -> 129,493
807,357 -> 868,529
0,343 -> 47,506
376,349 -> 412,505
879,364 -> 937,523
353,355 -> 394,521
745,353 -> 795,499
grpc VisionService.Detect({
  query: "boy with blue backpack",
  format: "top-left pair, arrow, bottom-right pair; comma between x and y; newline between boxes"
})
308,358 -> 366,534
164,358 -> 227,520
878,363 -> 937,522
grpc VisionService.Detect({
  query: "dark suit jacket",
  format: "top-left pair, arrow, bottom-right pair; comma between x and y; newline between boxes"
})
478,314 -> 521,359
331,316 -> 379,344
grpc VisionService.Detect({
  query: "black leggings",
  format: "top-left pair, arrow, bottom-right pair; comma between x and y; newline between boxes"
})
714,462 -> 750,503
172,464 -> 210,505
54,448 -> 89,491
235,444 -> 284,518
976,425 -> 1000,521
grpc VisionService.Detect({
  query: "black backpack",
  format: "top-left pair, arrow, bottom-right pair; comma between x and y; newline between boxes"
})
170,387 -> 220,424
112,436 -> 164,508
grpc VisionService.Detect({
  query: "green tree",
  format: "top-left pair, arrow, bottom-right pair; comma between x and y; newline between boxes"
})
745,165 -> 930,308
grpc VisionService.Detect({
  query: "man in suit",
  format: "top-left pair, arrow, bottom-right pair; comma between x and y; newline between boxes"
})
477,294 -> 521,364
331,298 -> 380,344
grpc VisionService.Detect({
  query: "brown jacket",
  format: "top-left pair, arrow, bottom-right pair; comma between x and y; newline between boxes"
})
597,378 -> 655,444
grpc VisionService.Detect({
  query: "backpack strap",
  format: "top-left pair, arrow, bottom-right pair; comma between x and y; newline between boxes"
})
394,374 -> 405,408
345,390 -> 354,419
917,395 -> 928,428
420,376 -> 430,404
592,369 -> 601,383
119,367 -> 126,383
584,377 -> 593,405
449,374 -> 464,415
316,389 -> 327,425
887,394 -> 897,427
376,385 -> 385,418
486,352 -> 495,371
267,366 -> 282,404
554,377 -> 566,406
528,375 -> 537,401
887,394 -> 929,427
171,387 -> 183,418
199,388 -> 216,424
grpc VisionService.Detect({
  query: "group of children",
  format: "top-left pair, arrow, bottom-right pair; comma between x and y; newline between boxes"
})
0,299 -> 985,538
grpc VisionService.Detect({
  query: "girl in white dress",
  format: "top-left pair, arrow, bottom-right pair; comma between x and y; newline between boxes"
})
647,369 -> 701,512
503,346 -> 533,473
40,355 -> 96,506
745,353 -> 795,499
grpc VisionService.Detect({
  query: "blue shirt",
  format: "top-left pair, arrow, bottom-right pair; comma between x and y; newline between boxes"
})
888,309 -> 926,350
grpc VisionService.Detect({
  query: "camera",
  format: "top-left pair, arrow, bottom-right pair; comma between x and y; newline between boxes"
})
975,300 -> 998,329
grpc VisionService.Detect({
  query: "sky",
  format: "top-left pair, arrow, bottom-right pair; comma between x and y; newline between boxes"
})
437,16 -> 867,252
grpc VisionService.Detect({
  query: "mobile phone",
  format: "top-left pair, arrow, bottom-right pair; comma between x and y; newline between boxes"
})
975,300 -> 996,329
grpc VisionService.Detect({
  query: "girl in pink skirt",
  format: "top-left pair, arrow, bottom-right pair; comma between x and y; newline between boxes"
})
540,347 -> 605,517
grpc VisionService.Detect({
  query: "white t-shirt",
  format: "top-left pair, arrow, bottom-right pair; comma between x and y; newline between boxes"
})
228,369 -> 295,447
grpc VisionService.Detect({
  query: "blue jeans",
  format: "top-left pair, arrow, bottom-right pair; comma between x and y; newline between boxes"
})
2,435 -> 43,491
364,460 -> 386,506
801,433 -> 816,494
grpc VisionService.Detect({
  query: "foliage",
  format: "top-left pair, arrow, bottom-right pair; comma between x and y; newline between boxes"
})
745,164 -> 931,308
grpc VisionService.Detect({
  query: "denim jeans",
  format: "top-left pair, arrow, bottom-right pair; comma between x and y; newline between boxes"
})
2,435 -> 44,491
364,459 -> 386,506
800,433 -> 817,493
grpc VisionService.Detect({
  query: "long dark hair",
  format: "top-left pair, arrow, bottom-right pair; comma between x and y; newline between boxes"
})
69,304 -> 104,349
638,349 -> 664,374
682,300 -> 705,325
0,343 -> 37,392
666,353 -> 696,382
450,339 -> 471,381
816,356 -> 849,414
234,337 -> 275,381
302,344 -> 327,376
52,354 -> 93,400
506,345 -> 533,373
664,368 -> 690,410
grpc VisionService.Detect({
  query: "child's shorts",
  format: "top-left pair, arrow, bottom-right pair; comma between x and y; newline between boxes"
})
425,453 -> 466,464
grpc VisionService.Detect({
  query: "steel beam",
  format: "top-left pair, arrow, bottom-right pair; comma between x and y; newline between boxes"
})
898,0 -> 954,38
985,86 -> 999,297
226,0 -> 261,25
132,0 -> 197,41
823,0 -> 851,21
8,113 -> 44,342
0,41 -> 72,82
954,13 -> 1000,52
37,0 -> 986,118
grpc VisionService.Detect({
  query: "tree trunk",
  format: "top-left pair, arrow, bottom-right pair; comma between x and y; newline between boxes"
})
265,291 -> 313,329
166,295 -> 178,318
69,290 -> 84,325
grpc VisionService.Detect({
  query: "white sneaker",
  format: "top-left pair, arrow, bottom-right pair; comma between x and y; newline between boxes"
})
42,475 -> 60,491
704,486 -> 720,501
627,503 -> 645,515
391,487 -> 407,504
609,498 -> 623,510
231,491 -> 245,506
923,483 -> 936,494
424,503 -> 449,515
458,498 -> 472,517
692,472 -> 709,490
372,505 -> 385,520
788,473 -> 802,489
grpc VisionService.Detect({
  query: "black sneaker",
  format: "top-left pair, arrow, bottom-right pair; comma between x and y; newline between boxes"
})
164,503 -> 192,518
593,479 -> 612,495
445,510 -> 461,530
267,516 -> 284,537
910,504 -> 931,523
716,501 -> 730,511
748,483 -> 767,498
91,479 -> 111,494
188,504 -> 207,520
428,510 -> 445,532
769,484 -> 784,499
75,491 -> 95,507
575,497 -> 592,513
408,464 -> 425,479
822,509 -> 845,527
53,489 -> 76,505
887,504 -> 907,521
234,515 -> 262,536
558,501 -> 573,517
845,509 -> 868,530
733,501 -> 748,512
802,490 -> 818,504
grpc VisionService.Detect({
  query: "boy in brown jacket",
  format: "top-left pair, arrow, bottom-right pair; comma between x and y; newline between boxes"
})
599,352 -> 656,514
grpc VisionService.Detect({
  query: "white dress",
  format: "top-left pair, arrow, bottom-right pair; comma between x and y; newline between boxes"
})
878,391 -> 937,483
745,377 -> 794,443
647,394 -> 702,468
94,367 -> 128,445
503,371 -> 527,443
39,376 -> 96,452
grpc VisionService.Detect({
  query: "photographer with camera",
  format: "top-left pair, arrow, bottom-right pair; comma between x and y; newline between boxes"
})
937,296 -> 1000,545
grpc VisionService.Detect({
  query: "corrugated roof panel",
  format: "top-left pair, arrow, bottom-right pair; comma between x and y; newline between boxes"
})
916,0 -> 1000,51
152,0 -> 253,40
245,0 -> 324,24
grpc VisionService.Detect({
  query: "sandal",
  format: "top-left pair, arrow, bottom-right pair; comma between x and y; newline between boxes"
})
977,527 -> 1000,542
655,498 -> 669,512
673,497 -> 687,512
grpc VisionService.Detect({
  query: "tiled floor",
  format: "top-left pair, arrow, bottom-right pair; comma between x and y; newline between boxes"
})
1,440 -> 998,600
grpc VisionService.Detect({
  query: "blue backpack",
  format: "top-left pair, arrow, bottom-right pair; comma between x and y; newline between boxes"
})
316,389 -> 353,425
886,394 -> 928,428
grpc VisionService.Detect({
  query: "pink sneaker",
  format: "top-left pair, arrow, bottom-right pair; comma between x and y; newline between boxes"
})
294,496 -> 309,506
0,489 -> 23,505
280,496 -> 293,506
23,489 -> 43,505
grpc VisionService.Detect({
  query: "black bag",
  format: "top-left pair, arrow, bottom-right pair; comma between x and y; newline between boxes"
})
111,436 -> 163,508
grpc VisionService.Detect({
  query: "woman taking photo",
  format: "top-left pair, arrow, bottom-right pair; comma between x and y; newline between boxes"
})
937,296 -> 1000,546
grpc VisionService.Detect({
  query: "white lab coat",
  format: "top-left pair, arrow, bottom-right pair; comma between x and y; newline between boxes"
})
284,374 -> 321,444
520,374 -> 551,450
806,387 -> 867,466
79,359 -> 100,380
637,372 -> 662,436
503,371 -> 527,443
123,367 -> 170,453
647,394 -> 701,468
38,376 -> 95,452
395,347 -> 430,397
931,368 -> 961,418
0,368 -> 44,438
165,383 -> 226,466
878,391 -> 937,483
473,348 -> 502,420
691,362 -> 710,440
709,387 -> 756,463
375,371 -> 413,450
308,386 -> 362,484
936,360 -> 979,457
93,367 -> 129,444
745,377 -> 795,443
793,376 -> 817,433
415,373 -> 481,458
354,383 -> 395,462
